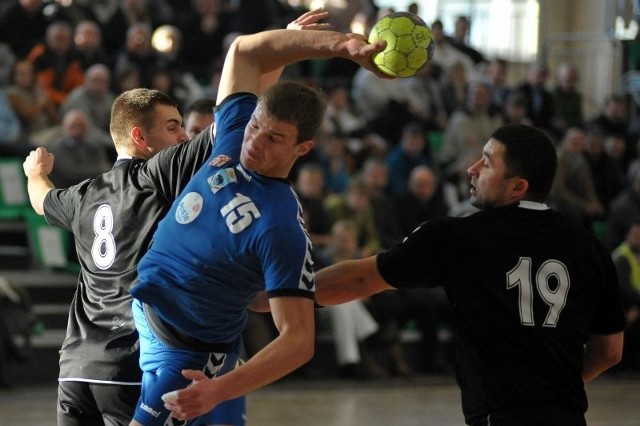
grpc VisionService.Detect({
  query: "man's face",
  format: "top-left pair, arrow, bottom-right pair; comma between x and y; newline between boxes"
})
627,224 -> 640,252
185,111 -> 213,139
240,103 -> 312,178
467,139 -> 521,209
141,104 -> 188,156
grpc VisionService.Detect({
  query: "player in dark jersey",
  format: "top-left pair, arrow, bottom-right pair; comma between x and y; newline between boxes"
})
130,13 -> 388,425
21,88 -> 245,426
312,123 -> 626,426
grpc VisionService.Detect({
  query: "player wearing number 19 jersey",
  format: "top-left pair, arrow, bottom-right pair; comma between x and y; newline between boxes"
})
313,124 -> 626,426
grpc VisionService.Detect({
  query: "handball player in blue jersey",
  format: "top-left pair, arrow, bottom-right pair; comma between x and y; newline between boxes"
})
313,124 -> 626,425
129,10 -> 389,425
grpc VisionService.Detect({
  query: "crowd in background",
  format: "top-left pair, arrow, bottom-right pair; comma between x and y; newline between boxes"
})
1,0 -> 640,380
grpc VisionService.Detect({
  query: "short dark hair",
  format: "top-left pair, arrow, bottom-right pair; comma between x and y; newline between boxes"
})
184,97 -> 216,119
260,80 -> 326,143
490,124 -> 557,202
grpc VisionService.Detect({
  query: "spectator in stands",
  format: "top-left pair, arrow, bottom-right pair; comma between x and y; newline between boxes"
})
448,15 -> 486,66
6,59 -> 57,146
611,220 -> 640,372
351,64 -> 425,145
73,20 -> 110,70
552,62 -> 584,135
385,121 -> 432,196
589,94 -> 635,168
500,92 -> 533,126
440,60 -> 469,117
401,61 -> 448,132
584,124 -> 626,217
607,168 -> 640,251
113,22 -> 162,89
0,0 -> 48,59
61,64 -> 114,134
112,63 -> 141,94
360,158 -> 404,250
294,162 -> 332,249
324,176 -> 382,258
183,97 -> 215,140
484,57 -> 512,116
321,81 -> 386,169
548,126 -> 603,229
429,19 -> 479,85
314,132 -> 356,194
47,109 -> 112,188
177,0 -> 232,83
314,219 -> 386,380
27,21 -> 85,110
102,0 -> 174,56
394,165 -> 450,236
516,62 -> 557,139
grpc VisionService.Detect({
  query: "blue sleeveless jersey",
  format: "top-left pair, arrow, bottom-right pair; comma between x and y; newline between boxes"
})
132,93 -> 315,344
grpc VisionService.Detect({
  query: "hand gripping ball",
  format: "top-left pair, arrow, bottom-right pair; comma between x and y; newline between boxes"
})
369,12 -> 435,78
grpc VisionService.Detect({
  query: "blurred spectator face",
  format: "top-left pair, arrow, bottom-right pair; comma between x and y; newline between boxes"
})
126,24 -> 152,56
557,64 -> 579,92
74,21 -> 102,53
562,128 -> 586,156
330,221 -> 359,257
401,126 -> 426,157
605,99 -> 626,122
409,166 -> 437,201
63,110 -> 89,140
47,23 -> 72,56
488,59 -> 507,85
362,162 -> 389,194
585,129 -> 605,156
468,83 -> 491,113
85,65 -> 111,98
197,0 -> 221,15
527,64 -> 547,87
296,167 -> 325,199
19,0 -> 43,13
627,223 -> 640,252
184,110 -> 213,139
12,60 -> 35,89
327,86 -> 349,110
604,135 -> 626,160
346,183 -> 370,213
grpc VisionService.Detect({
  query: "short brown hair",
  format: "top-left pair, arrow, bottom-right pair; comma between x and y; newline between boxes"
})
110,88 -> 177,150
259,81 -> 326,143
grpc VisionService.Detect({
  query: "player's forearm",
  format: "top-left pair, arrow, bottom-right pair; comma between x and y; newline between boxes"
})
314,256 -> 391,306
582,332 -> 623,384
26,176 -> 54,215
214,325 -> 314,402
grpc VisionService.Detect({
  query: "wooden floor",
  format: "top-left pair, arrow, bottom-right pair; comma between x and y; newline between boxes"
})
2,373 -> 639,425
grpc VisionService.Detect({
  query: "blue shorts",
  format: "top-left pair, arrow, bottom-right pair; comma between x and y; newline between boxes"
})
132,299 -> 245,425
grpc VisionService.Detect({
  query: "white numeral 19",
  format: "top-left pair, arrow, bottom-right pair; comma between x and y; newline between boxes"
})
506,257 -> 570,327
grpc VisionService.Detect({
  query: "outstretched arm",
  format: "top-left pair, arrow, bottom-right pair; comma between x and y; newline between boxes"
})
314,256 -> 394,306
216,17 -> 387,105
582,332 -> 623,384
23,147 -> 56,215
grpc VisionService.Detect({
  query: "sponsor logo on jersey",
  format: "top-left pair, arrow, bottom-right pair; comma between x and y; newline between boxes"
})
208,168 -> 237,193
140,402 -> 161,418
210,155 -> 232,167
175,192 -> 203,224
236,163 -> 252,182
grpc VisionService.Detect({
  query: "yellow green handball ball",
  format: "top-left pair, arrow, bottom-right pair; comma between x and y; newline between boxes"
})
369,12 -> 435,78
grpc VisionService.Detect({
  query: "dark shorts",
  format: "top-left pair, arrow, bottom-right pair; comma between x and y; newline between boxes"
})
57,380 -> 141,426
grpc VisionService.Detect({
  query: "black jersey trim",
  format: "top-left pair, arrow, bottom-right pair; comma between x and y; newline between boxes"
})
266,289 -> 316,300
143,303 -> 237,353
